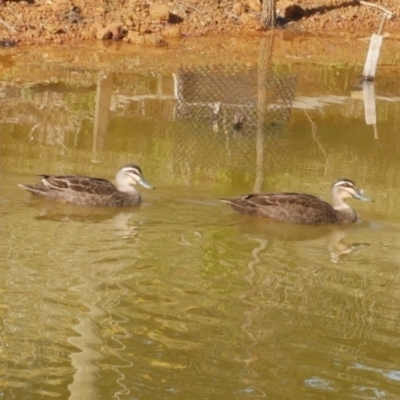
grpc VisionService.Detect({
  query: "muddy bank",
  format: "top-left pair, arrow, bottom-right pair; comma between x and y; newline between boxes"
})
0,0 -> 399,47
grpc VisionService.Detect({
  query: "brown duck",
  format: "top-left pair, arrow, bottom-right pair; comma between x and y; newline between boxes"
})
18,164 -> 154,207
220,179 -> 373,225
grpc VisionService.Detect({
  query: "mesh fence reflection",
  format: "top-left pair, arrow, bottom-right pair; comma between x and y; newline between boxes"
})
172,64 -> 297,181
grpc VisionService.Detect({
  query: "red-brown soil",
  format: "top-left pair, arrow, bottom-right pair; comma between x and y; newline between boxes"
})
0,0 -> 399,47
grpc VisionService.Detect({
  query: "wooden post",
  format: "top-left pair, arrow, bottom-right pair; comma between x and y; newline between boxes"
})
261,0 -> 277,28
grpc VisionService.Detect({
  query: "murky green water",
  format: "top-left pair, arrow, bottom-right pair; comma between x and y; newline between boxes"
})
1,39 -> 400,399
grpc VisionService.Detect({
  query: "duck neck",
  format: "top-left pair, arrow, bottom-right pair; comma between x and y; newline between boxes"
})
331,196 -> 357,222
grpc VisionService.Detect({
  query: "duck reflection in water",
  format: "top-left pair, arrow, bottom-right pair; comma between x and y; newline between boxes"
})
30,202 -> 142,239
229,217 -> 371,264
327,225 -> 370,264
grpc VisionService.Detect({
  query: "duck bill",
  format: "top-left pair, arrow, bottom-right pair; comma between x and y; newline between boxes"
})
354,190 -> 373,202
138,178 -> 155,190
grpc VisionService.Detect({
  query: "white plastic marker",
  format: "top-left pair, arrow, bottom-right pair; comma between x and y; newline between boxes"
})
360,1 -> 393,81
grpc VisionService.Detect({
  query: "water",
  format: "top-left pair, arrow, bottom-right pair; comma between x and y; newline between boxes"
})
1,38 -> 400,399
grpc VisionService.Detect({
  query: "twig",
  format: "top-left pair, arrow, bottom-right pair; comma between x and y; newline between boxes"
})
177,1 -> 203,15
0,16 -> 18,33
225,12 -> 240,20
303,109 -> 329,175
360,1 -> 393,17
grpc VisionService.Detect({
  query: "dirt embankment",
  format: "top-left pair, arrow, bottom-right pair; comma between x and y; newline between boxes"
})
0,0 -> 399,46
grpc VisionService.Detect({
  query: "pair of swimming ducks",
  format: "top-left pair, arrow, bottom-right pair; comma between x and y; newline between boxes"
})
18,164 -> 373,225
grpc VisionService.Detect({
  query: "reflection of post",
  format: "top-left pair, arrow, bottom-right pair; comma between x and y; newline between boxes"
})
68,285 -> 105,400
93,72 -> 114,153
350,82 -> 378,140
362,81 -> 378,139
254,37 -> 274,192
236,238 -> 269,371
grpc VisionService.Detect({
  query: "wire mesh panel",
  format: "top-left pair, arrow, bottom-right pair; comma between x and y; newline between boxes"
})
172,64 -> 298,183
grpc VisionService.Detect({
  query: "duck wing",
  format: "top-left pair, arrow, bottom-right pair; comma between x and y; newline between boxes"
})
221,192 -> 337,224
221,192 -> 319,207
40,175 -> 117,195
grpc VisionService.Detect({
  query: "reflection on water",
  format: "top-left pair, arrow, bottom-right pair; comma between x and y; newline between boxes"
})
231,216 -> 372,264
1,41 -> 400,399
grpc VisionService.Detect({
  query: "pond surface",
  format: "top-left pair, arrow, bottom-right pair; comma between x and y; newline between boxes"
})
1,38 -> 400,400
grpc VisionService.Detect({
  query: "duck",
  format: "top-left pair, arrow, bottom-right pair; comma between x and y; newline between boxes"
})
18,164 -> 154,207
220,179 -> 373,225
